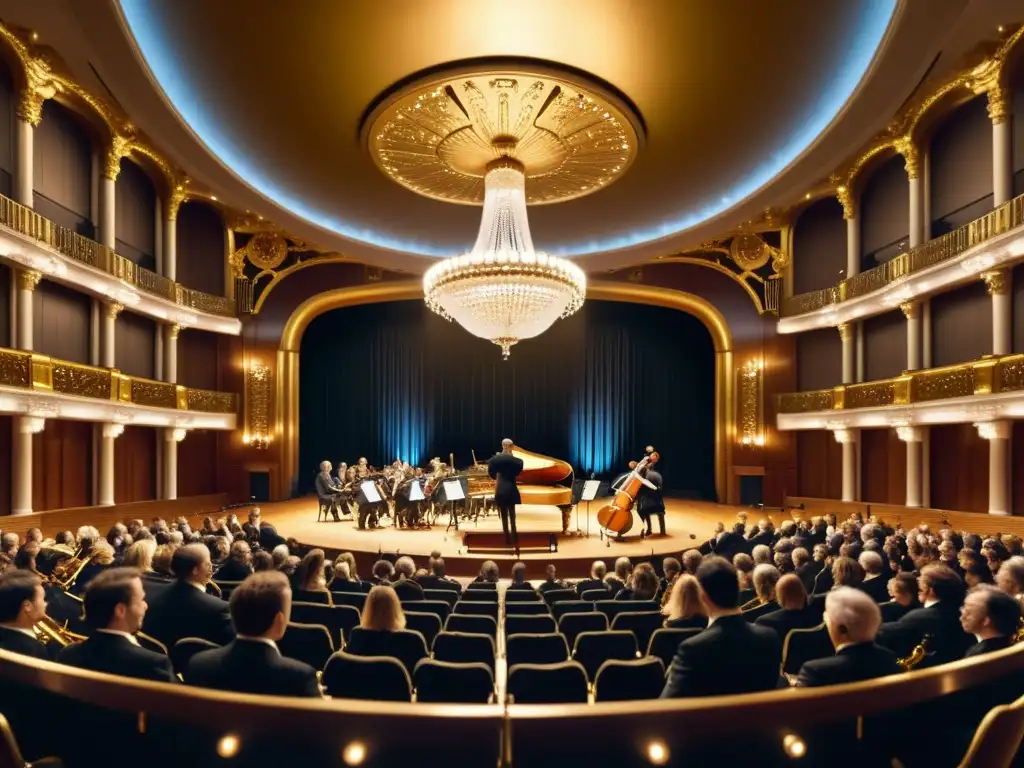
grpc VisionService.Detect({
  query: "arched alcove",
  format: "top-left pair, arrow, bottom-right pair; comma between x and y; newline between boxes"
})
115,157 -> 158,270
176,200 -> 225,295
32,99 -> 94,236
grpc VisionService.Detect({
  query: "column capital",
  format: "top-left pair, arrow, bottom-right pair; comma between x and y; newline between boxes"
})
166,427 -> 187,442
166,180 -> 189,221
899,301 -> 919,320
976,420 -> 1012,440
986,84 -> 1010,125
167,323 -> 183,340
837,322 -> 853,341
16,59 -> 59,127
832,428 -> 856,444
836,185 -> 857,220
894,425 -> 923,443
18,416 -> 46,435
106,302 -> 124,320
103,135 -> 133,181
982,269 -> 1009,296
894,137 -> 920,180
102,422 -> 125,439
16,270 -> 42,292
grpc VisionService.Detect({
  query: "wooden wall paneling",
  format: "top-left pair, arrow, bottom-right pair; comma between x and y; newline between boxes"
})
863,310 -> 908,381
929,95 -> 993,234
178,429 -> 218,497
795,328 -> 841,391
930,281 -> 991,366
0,494 -> 228,535
929,423 -> 987,514
860,155 -> 910,266
795,430 -> 842,499
1011,262 -> 1024,353
114,426 -> 156,503
114,159 -> 157,270
761,328 -> 797,505
32,100 -> 92,231
178,330 -> 220,390
114,311 -> 156,379
33,280 -> 91,363
31,420 -> 91,511
0,264 -> 10,348
0,415 -> 10,516
861,428 -> 906,505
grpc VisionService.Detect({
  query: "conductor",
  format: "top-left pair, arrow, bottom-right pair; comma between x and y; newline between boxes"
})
488,438 -> 524,551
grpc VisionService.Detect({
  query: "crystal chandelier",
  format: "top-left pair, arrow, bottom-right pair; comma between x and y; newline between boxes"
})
423,158 -> 586,358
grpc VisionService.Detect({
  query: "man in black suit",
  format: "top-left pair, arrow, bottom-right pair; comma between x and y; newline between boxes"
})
661,556 -> 781,698
488,438 -> 524,551
186,571 -> 320,698
142,544 -> 235,648
857,551 -> 890,603
637,464 -> 666,537
756,574 -> 819,641
58,568 -> 175,682
215,541 -> 254,583
0,570 -> 48,660
877,563 -> 973,664
575,561 -> 610,597
961,584 -> 1021,658
392,556 -> 425,601
797,587 -> 901,687
415,557 -> 461,594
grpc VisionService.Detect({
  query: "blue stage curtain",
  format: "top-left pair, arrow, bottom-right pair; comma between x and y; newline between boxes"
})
299,300 -> 714,498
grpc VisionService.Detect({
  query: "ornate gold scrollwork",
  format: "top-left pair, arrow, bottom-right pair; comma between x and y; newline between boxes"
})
246,232 -> 289,271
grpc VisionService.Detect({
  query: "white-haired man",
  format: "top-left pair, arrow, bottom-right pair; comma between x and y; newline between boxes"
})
315,460 -> 344,522
797,587 -> 901,687
488,438 -> 523,552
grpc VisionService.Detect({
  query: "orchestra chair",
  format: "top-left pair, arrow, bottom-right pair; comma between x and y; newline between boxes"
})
743,601 -> 777,623
171,637 -> 220,680
330,579 -> 373,594
506,633 -> 570,668
461,589 -> 498,602
957,692 -> 1024,768
593,657 -> 666,702
647,628 -> 702,670
558,612 -> 609,650
413,660 -> 494,704
453,601 -> 499,621
541,588 -> 577,606
505,589 -> 541,602
445,613 -> 497,639
594,600 -> 659,622
879,600 -> 906,623
505,614 -> 556,637
423,589 -> 459,608
466,582 -> 497,591
331,591 -> 367,612
322,651 -> 412,702
781,623 -> 833,676
432,631 -> 496,672
346,627 -> 429,677
212,580 -> 243,601
552,601 -> 594,623
581,589 -> 612,602
278,622 -> 335,671
293,589 -> 332,606
505,601 -> 550,616
612,611 -> 667,654
290,602 -> 361,647
507,661 -> 589,704
403,611 -> 442,651
137,632 -> 169,656
403,599 -> 451,623
0,712 -> 60,768
572,630 -> 638,682
316,498 -> 336,523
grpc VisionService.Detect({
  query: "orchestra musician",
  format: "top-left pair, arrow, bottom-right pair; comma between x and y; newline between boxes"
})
314,461 -> 344,522
488,439 -> 524,552
637,460 -> 666,537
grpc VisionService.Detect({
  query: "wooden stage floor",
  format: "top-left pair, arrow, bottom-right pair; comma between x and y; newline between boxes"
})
259,496 -> 745,578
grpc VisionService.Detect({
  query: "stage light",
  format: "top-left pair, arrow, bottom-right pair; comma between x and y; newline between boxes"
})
342,741 -> 367,765
217,734 -> 240,758
646,739 -> 669,765
783,733 -> 806,759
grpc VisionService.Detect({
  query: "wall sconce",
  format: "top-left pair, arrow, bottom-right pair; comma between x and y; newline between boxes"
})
242,431 -> 272,450
738,359 -> 764,447
245,361 -> 272,451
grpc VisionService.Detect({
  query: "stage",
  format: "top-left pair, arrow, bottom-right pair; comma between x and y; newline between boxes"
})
258,496 -> 746,578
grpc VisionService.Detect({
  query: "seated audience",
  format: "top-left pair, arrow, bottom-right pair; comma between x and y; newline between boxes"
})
0,570 -> 48,659
660,557 -> 681,595
964,560 -> 994,587
662,574 -> 708,630
857,551 -> 889,602
58,568 -> 175,682
186,572 -> 320,698
576,560 -> 609,595
960,584 -> 1022,657
792,547 -> 818,595
151,544 -> 177,580
142,544 -> 235,648
473,560 -> 500,584
346,585 -> 426,669
831,556 -> 864,590
755,574 -> 818,640
796,587 -> 901,687
884,573 -> 921,621
293,549 -> 331,599
1,533 -> 19,559
271,544 -> 290,569
751,544 -> 771,566
605,557 -> 631,595
252,551 -> 274,572
616,562 -> 659,601
537,564 -> 568,594
661,557 -> 781,698
391,556 -> 425,601
681,549 -> 702,576
996,556 -> 1024,602
733,553 -> 754,594
371,559 -> 395,586
73,539 -> 115,595
508,562 -> 535,591
215,541 -> 254,583
416,557 -> 460,592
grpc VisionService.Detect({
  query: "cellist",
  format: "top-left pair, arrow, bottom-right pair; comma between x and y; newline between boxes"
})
637,457 -> 666,537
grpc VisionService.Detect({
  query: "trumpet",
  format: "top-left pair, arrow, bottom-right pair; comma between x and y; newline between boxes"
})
50,554 -> 94,591
33,614 -> 87,648
897,634 -> 931,671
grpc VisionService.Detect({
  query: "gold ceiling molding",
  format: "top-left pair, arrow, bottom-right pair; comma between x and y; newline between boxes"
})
363,64 -> 644,206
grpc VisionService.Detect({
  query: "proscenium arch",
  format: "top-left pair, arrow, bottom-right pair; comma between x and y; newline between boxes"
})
276,280 -> 734,503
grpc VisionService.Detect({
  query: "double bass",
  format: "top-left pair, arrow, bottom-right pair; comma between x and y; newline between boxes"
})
597,451 -> 660,537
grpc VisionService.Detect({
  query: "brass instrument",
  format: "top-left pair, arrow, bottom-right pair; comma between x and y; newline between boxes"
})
1013,617 -> 1024,645
897,635 -> 931,671
50,554 -> 93,591
33,614 -> 87,648
739,596 -> 763,611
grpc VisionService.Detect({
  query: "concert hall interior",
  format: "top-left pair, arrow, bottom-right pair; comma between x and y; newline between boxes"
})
2,1 -> 1024,766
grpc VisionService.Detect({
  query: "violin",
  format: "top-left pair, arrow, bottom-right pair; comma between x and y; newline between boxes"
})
597,450 -> 660,537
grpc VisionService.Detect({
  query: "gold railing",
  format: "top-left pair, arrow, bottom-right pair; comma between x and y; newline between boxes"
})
0,194 -> 236,318
782,193 -> 1024,317
0,348 -> 237,414
777,354 -> 1024,414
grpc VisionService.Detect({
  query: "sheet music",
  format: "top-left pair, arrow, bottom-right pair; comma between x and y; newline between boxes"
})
408,481 -> 425,501
360,480 -> 382,504
582,479 -> 601,501
443,480 -> 466,501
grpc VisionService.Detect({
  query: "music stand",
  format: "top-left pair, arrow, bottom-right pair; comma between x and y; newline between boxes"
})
355,480 -> 384,529
434,478 -> 468,532
576,479 -> 607,538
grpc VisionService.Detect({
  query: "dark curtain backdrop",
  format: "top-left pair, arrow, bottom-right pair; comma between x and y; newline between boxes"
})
299,300 -> 715,498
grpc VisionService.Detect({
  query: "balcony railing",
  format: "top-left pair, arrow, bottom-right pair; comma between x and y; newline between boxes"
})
0,348 -> 237,414
0,194 -> 236,318
776,354 -> 1024,414
782,193 -> 1024,317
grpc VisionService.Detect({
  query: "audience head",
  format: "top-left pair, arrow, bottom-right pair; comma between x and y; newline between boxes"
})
512,562 -> 527,585
372,560 -> 395,584
0,570 -> 45,628
82,568 -> 147,633
480,560 -> 500,583
229,572 -> 292,641
590,560 -> 607,580
251,551 -> 274,573
920,563 -> 966,606
824,587 -> 882,649
960,584 -> 1022,640
170,544 -> 214,585
614,557 -> 632,581
295,549 -> 327,592
229,540 -> 252,565
662,557 -> 681,582
694,556 -> 740,613
664,574 -> 703,621
271,545 -> 289,568
361,585 -> 406,632
888,572 -> 918,606
630,562 -> 660,600
394,556 -> 416,580
831,556 -> 865,588
338,552 -> 358,581
682,549 -> 702,575
431,557 -> 447,579
965,560 -> 995,587
544,564 -> 557,581
859,551 -> 884,578
752,564 -> 781,603
792,548 -> 811,570
732,553 -> 754,587
776,573 -> 807,611
151,544 -> 176,577
996,556 -> 1024,597
25,528 -> 42,545
752,544 -> 771,566
122,539 -> 157,572
13,544 -> 38,572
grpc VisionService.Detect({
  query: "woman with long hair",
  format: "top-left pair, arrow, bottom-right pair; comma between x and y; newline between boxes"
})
662,574 -> 708,629
293,548 -> 330,602
616,562 -> 660,601
360,585 -> 407,632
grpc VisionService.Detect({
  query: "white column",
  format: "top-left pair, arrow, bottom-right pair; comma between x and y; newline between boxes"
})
897,426 -> 923,508
983,270 -> 1012,355
13,118 -> 33,207
989,87 -> 1012,207
840,188 -> 861,278
101,302 -> 122,369
224,225 -> 236,301
11,416 -> 44,515
922,301 -> 933,369
15,270 -> 41,351
164,324 -> 180,384
163,211 -> 177,282
99,423 -> 123,507
99,176 -> 116,250
163,428 -> 184,500
835,429 -> 857,503
909,178 -> 924,248
977,421 -> 1011,516
838,323 -> 854,385
902,302 -> 922,371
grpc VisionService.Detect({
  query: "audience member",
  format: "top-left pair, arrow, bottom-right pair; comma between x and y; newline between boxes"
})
831,556 -> 864,589
371,559 -> 395,586
755,574 -> 817,640
142,544 -> 234,648
681,549 -> 702,576
293,549 -> 330,599
877,563 -> 972,664
392,556 -> 425,601
996,556 -> 1024,602
215,541 -> 254,582
474,560 -> 500,584
885,573 -> 921,621
858,551 -> 889,602
576,561 -> 609,595
0,571 -> 48,659
961,585 -> 1022,658
605,557 -> 631,594
661,557 -> 682,594
617,562 -> 659,601
537,564 -> 568,594
508,562 -> 534,591
252,551 -> 274,573
662,574 -> 707,630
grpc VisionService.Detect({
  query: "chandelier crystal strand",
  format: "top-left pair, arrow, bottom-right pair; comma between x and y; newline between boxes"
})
423,160 -> 586,358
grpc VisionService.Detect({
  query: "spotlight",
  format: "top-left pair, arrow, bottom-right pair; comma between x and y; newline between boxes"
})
217,734 -> 240,758
646,739 -> 669,765
342,741 -> 367,766
783,733 -> 806,759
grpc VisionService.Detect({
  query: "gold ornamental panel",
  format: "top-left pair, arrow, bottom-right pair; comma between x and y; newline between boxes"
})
246,232 -> 289,271
188,388 -> 238,414
845,381 -> 895,409
998,356 -> 1024,392
776,390 -> 834,414
364,65 -> 644,205
0,349 -> 31,388
729,234 -> 771,271
912,365 -> 974,403
131,379 -> 179,409
52,362 -> 112,400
